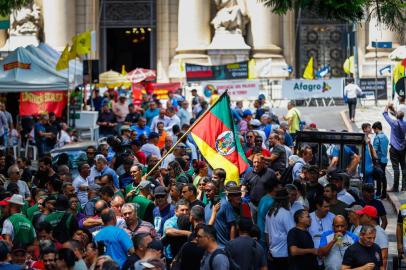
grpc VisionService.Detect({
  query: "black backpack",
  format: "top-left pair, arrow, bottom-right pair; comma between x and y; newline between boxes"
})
52,212 -> 72,243
279,160 -> 304,185
209,249 -> 240,270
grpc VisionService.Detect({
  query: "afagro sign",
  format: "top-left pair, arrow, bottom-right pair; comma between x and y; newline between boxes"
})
282,78 -> 344,99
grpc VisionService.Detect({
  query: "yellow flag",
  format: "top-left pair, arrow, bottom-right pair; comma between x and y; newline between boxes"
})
75,31 -> 91,55
393,61 -> 405,84
343,56 -> 354,75
179,58 -> 185,72
121,65 -> 127,75
68,36 -> 77,60
303,57 -> 314,80
248,59 -> 256,79
56,44 -> 70,71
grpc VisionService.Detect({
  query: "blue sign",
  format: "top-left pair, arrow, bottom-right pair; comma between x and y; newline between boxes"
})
371,41 -> 392,49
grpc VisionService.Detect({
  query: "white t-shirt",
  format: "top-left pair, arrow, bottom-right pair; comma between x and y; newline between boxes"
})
265,207 -> 295,258
57,130 -> 71,148
309,211 -> 335,248
72,175 -> 89,207
4,180 -> 30,198
344,83 -> 362,99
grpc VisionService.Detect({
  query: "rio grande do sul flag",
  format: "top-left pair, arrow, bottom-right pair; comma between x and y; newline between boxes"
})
190,93 -> 249,183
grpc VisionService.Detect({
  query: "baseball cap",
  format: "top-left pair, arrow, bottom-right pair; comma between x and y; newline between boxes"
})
249,119 -> 261,127
139,181 -> 154,190
0,197 -> 10,206
148,132 -> 159,140
355,205 -> 378,218
147,240 -> 163,251
362,183 -> 375,193
154,186 -> 167,196
175,142 -> 187,149
243,109 -> 252,117
6,194 -> 24,206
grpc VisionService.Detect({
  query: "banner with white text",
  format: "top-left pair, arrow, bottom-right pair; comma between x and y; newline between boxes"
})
200,80 -> 261,100
282,78 -> 344,99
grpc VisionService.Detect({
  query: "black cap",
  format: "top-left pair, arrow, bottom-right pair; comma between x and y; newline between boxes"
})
55,195 -> 69,211
147,240 -> 163,251
362,183 -> 375,193
148,132 -> 159,139
154,186 -> 167,196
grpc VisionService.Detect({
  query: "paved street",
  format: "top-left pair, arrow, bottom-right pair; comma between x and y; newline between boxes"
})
274,105 -> 348,131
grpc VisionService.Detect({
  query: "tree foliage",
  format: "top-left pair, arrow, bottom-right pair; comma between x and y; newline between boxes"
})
260,0 -> 405,38
0,0 -> 33,16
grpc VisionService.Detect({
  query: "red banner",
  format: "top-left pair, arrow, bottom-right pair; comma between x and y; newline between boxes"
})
20,91 -> 67,117
132,82 -> 181,104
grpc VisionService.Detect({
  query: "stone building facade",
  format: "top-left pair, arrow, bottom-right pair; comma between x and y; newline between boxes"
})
0,0 -> 401,82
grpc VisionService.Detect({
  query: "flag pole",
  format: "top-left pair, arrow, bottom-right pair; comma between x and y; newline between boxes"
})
144,89 -> 229,178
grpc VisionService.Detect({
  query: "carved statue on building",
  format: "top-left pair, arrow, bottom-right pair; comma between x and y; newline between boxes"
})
211,0 -> 248,35
10,3 -> 41,35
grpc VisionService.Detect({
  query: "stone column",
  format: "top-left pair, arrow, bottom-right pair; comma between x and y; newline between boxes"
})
42,0 -> 76,51
247,0 -> 282,57
176,0 -> 210,53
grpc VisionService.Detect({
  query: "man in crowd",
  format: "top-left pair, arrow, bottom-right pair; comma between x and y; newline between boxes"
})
360,183 -> 387,229
341,225 -> 384,270
354,205 -> 388,269
309,196 -> 335,249
94,208 -> 134,268
319,215 -> 359,270
242,154 -> 277,213
197,224 -> 230,270
323,183 -> 349,217
287,209 -> 319,270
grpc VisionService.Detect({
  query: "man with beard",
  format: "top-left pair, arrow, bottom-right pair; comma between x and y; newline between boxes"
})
287,209 -> 319,270
33,157 -> 58,189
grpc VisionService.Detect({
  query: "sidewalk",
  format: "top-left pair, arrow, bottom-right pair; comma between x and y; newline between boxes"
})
341,105 -> 405,211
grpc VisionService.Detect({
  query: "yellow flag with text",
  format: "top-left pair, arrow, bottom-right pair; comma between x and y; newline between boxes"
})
303,57 -> 314,80
56,45 -> 70,71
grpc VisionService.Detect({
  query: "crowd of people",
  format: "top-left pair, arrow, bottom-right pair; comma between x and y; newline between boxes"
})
0,87 -> 401,270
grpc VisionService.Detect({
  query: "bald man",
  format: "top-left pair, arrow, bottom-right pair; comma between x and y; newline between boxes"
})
318,215 -> 359,270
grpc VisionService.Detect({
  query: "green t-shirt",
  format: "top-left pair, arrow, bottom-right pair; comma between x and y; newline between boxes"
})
9,213 -> 35,247
26,204 -> 40,221
128,195 -> 153,220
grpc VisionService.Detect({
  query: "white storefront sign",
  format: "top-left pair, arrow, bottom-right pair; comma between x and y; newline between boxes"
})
200,80 -> 261,100
282,78 -> 344,99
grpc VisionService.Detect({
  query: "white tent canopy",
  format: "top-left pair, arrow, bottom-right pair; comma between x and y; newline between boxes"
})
26,43 -> 83,85
0,45 -> 79,92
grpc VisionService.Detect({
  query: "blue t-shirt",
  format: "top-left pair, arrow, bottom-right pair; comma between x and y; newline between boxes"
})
144,109 -> 159,126
94,225 -> 133,268
204,198 -> 236,247
257,194 -> 274,238
0,263 -> 21,270
131,125 -> 151,140
34,122 -> 46,143
101,167 -> 119,189
163,215 -> 178,259
153,204 -> 175,236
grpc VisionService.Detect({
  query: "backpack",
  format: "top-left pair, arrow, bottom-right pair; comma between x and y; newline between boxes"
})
209,248 -> 240,270
279,160 -> 304,185
52,212 -> 72,243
